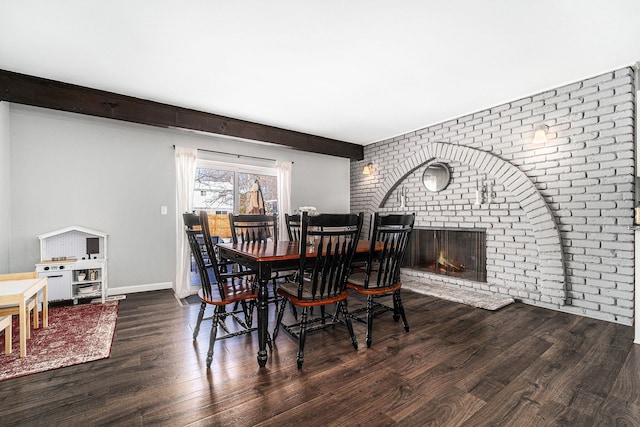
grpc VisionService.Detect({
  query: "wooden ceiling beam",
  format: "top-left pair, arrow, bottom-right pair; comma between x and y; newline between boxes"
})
0,69 -> 364,160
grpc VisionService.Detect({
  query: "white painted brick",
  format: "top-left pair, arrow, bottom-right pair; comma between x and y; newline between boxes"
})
617,299 -> 634,309
351,66 -> 634,326
599,304 -> 633,319
601,288 -> 633,300
571,84 -> 599,98
584,293 -> 616,305
571,299 -> 600,310
600,92 -> 634,107
599,125 -> 635,138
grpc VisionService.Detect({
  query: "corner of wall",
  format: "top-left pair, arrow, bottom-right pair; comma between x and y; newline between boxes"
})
0,102 -> 11,273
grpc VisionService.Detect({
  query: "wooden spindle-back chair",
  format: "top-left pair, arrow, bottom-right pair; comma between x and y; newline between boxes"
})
273,212 -> 363,369
346,212 -> 415,347
184,212 -> 258,368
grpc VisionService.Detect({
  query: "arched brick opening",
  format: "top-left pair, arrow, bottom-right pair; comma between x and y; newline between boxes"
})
367,142 -> 566,305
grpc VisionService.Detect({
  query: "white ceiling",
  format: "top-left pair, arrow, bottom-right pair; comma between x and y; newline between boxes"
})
1,1 -> 639,145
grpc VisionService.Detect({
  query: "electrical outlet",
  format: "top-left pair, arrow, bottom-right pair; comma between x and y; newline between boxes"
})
161,206 -> 168,215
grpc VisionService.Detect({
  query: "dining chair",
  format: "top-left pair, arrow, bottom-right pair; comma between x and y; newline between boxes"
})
228,212 -> 294,308
285,212 -> 345,318
0,315 -> 11,354
0,271 -> 39,339
272,212 -> 363,369
283,213 -> 303,319
284,214 -> 301,241
184,212 -> 259,368
228,213 -> 278,244
346,212 -> 415,348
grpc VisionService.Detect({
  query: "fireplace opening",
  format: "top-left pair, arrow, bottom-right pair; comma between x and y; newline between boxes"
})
403,228 -> 487,282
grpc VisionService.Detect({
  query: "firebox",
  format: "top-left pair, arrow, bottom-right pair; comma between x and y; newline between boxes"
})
402,228 -> 486,282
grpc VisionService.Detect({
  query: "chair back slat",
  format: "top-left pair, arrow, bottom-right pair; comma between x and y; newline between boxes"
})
297,212 -> 363,301
228,213 -> 278,244
366,213 -> 415,290
285,214 -> 302,241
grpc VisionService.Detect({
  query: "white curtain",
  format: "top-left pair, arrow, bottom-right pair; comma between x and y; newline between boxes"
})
276,160 -> 292,241
174,146 -> 198,298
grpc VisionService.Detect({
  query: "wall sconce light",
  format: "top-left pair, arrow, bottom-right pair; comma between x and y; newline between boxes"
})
363,163 -> 373,175
397,185 -> 408,208
532,125 -> 549,144
475,178 -> 495,205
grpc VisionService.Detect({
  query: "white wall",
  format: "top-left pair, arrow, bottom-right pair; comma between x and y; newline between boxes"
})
0,102 -> 10,272
7,104 -> 350,292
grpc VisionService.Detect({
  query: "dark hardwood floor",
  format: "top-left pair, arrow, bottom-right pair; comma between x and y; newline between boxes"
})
1,288 -> 639,426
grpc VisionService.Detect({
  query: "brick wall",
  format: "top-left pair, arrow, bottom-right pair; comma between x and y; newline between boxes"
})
350,67 -> 636,325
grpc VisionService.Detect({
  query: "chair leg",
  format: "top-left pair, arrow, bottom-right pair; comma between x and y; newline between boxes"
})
366,295 -> 374,348
272,297 -> 287,342
33,305 -> 39,329
241,300 -> 253,328
272,279 -> 278,311
266,327 -> 273,351
339,301 -> 358,351
4,327 -> 10,355
393,290 -> 409,332
25,310 -> 31,340
297,307 -> 309,369
217,306 -> 231,334
392,293 -> 400,322
1,318 -> 11,355
330,302 -> 341,325
207,307 -> 221,368
193,301 -> 206,340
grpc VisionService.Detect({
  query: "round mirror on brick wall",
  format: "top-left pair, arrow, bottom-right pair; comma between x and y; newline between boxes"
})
422,162 -> 451,192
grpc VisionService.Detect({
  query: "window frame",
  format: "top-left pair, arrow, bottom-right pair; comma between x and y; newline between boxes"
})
194,159 -> 278,215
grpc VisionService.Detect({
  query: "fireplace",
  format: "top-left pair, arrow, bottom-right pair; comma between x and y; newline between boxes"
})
403,228 -> 487,282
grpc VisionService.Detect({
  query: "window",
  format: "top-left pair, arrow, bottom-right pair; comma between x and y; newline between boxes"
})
189,159 -> 280,286
193,160 -> 278,215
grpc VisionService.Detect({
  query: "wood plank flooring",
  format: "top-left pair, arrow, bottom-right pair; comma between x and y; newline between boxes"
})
0,289 -> 638,426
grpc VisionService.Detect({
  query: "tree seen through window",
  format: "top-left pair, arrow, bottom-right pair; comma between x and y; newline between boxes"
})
193,166 -> 277,215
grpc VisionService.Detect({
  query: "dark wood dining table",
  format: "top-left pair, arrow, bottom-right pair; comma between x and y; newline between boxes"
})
216,239 -> 373,367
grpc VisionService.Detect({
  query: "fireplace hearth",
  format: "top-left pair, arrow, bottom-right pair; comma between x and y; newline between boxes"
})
403,228 -> 486,282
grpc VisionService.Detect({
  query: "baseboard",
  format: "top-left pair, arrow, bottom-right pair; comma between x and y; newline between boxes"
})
106,282 -> 173,296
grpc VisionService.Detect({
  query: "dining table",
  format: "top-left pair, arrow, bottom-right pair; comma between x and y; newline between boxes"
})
0,276 -> 48,357
216,239 -> 374,367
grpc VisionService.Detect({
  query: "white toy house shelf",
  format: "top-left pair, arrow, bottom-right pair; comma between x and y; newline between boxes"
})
35,226 -> 108,304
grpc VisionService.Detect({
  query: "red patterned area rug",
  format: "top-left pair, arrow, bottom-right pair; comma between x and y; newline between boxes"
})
0,301 -> 119,381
